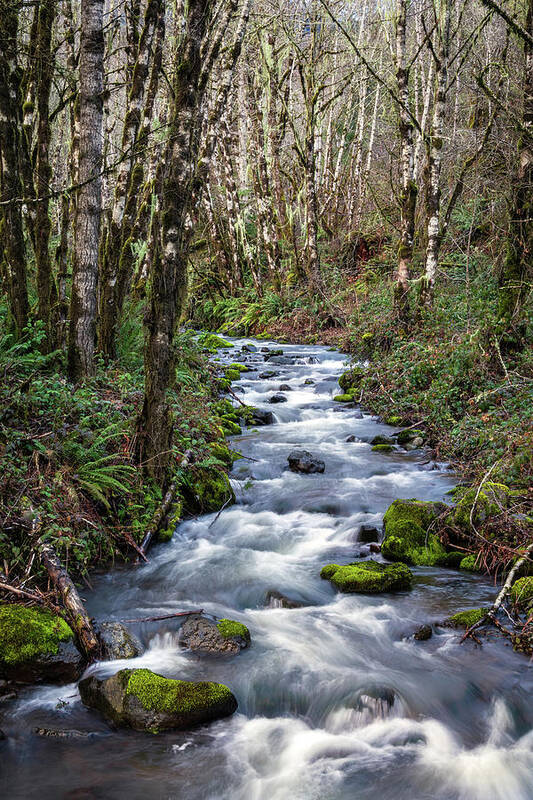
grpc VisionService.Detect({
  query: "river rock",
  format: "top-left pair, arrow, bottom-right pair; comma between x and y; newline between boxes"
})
414,624 -> 433,641
320,560 -> 413,593
258,370 -> 279,379
287,450 -> 325,474
266,355 -> 298,365
249,408 -> 275,425
371,435 -> 395,446
346,434 -> 359,442
279,384 -> 292,391
242,344 -> 258,353
303,378 -> 314,385
78,668 -> 238,732
96,621 -> 143,661
358,524 -> 380,543
178,615 -> 250,655
0,604 -> 84,683
354,686 -> 397,717
268,393 -> 288,404
265,590 -> 305,609
369,543 -> 381,554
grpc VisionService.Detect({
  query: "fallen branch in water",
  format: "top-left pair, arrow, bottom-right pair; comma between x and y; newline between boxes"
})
39,542 -> 100,660
227,386 -> 247,407
121,609 -> 203,623
208,496 -> 233,528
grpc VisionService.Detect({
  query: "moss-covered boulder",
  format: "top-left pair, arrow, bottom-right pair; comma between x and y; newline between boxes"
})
395,429 -> 425,445
436,551 -> 464,568
333,393 -> 355,403
224,368 -> 241,381
209,441 -> 237,469
197,333 -> 232,351
338,367 -> 365,393
0,605 -> 84,683
381,499 -> 448,566
184,467 -> 235,514
371,436 -> 395,446
78,668 -> 237,732
445,608 -> 487,628
178,615 -> 250,655
510,577 -> 533,606
459,554 -> 483,572
452,483 -> 510,528
372,444 -> 394,453
320,560 -> 413,593
228,363 -> 250,373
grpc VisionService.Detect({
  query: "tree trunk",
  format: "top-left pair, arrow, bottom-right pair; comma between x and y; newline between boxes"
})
67,0 -> 105,381
0,3 -> 30,338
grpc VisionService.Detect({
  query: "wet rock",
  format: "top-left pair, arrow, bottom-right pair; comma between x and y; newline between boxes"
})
306,356 -> 319,364
96,622 -> 143,661
303,378 -> 315,385
279,384 -> 292,391
258,370 -> 279,379
265,590 -> 305,609
371,435 -> 395,446
414,624 -> 433,641
0,604 -> 84,683
249,408 -> 275,426
320,560 -> 413,593
287,449 -> 325,474
264,348 -> 283,357
178,615 -> 250,655
369,543 -> 381,554
381,499 -> 448,566
260,347 -> 270,353
395,429 -> 426,445
354,685 -> 396,715
242,343 -> 258,353
359,524 -> 380,543
79,668 -> 237,732
268,393 -> 288,404
346,434 -> 359,442
353,410 -> 364,419
267,355 -> 298,365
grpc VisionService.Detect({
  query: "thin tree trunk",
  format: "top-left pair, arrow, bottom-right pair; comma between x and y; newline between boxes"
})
68,0 -> 105,381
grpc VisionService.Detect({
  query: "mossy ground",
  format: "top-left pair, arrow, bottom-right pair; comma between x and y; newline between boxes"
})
320,560 -> 413,593
125,668 -> 233,714
510,577 -> 533,605
0,604 -> 73,666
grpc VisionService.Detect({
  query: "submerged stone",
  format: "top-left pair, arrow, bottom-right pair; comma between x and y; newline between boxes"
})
79,668 -> 237,732
320,560 -> 413,593
0,604 -> 83,683
414,624 -> 433,641
265,590 -> 305,609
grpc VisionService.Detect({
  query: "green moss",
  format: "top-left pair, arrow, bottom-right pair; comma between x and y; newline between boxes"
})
435,551 -> 464,568
228,363 -> 250,372
157,499 -> 182,543
126,669 -> 234,714
396,429 -> 425,445
189,467 -> 235,513
221,419 -> 241,436
510,577 -> 533,605
320,560 -> 413,593
339,367 -> 365,393
225,369 -> 241,381
453,483 -> 510,529
209,442 -> 237,468
197,333 -> 232,351
459,554 -> 482,572
381,500 -> 447,566
333,394 -> 354,403
216,618 -> 250,642
0,605 -> 74,666
372,444 -> 394,453
371,436 -> 395,445
447,608 -> 487,628
384,415 -> 402,426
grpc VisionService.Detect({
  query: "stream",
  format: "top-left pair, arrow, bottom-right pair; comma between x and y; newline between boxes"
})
2,338 -> 533,799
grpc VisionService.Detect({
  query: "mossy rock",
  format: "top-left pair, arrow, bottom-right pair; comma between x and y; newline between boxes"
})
184,468 -> 235,514
79,668 -> 237,732
435,551 -> 465,568
338,367 -> 365,392
224,368 -> 241,381
445,608 -> 487,628
384,415 -> 403,426
221,419 -> 241,437
320,560 -> 413,593
453,483 -> 510,529
228,363 -> 250,373
510,577 -> 533,606
381,499 -> 448,566
157,498 -> 183,543
96,622 -> 143,661
179,615 -> 250,654
372,444 -> 394,453
197,333 -> 232,351
333,394 -> 354,403
459,554 -> 483,572
0,605 -> 83,683
371,436 -> 395,446
209,442 -> 237,469
395,429 -> 425,445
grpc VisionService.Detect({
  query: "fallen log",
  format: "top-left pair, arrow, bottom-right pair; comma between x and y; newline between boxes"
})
39,543 -> 99,660
139,449 -> 193,557
121,609 -> 203,623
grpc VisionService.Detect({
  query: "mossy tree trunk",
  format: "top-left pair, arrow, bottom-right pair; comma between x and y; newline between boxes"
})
137,0 -> 214,486
67,0 -> 104,381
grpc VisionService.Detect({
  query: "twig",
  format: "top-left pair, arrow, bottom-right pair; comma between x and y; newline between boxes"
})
208,496 -> 233,528
121,610 -> 203,624
0,581 -> 47,603
227,386 -> 247,407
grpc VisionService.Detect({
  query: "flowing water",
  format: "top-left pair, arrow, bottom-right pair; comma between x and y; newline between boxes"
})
2,338 -> 533,799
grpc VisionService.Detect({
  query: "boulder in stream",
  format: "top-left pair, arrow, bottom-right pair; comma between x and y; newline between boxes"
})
320,560 -> 413,593
358,525 -> 380,543
265,590 -> 305,609
178,615 -> 250,654
287,450 -> 325,474
381,499 -> 449,566
279,384 -> 292,391
242,344 -> 258,353
78,668 -> 238,732
414,624 -> 433,641
95,621 -> 143,661
0,604 -> 84,683
248,408 -> 275,426
268,393 -> 288,404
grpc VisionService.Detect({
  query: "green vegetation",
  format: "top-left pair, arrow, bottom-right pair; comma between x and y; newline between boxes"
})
381,500 -> 447,566
0,604 -> 73,666
125,669 -> 234,714
216,619 -> 250,642
510,577 -> 533,605
447,608 -> 487,628
320,560 -> 413,593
